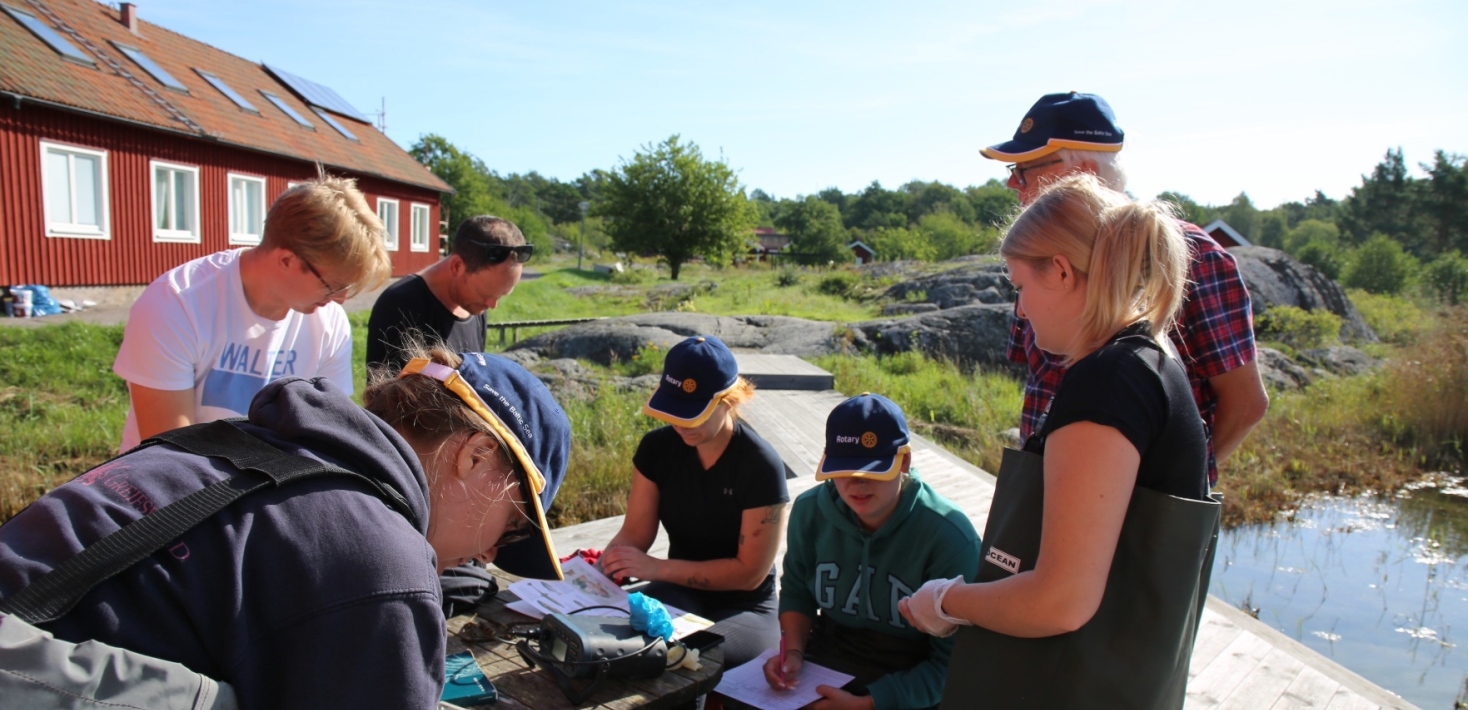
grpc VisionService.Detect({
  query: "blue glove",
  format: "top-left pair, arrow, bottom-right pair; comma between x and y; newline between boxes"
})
627,592 -> 675,642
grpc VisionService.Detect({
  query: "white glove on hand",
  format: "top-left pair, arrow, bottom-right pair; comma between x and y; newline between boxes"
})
907,576 -> 972,637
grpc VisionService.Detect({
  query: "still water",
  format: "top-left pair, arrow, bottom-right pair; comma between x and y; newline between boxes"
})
1211,474 -> 1468,709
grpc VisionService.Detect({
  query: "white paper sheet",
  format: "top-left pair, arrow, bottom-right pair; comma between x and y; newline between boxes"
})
713,648 -> 855,710
506,557 -> 714,639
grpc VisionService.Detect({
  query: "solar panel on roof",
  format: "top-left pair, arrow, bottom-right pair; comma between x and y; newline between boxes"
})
260,91 -> 315,129
312,108 -> 359,141
262,64 -> 368,123
112,42 -> 188,92
3,4 -> 94,65
195,69 -> 258,113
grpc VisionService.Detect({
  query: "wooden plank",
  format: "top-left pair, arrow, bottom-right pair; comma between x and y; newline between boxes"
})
1189,609 -> 1247,678
1218,647 -> 1308,710
1185,631 -> 1275,707
1271,665 -> 1347,710
1324,690 -> 1385,710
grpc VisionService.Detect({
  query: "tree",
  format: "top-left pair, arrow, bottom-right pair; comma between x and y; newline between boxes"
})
1157,191 -> 1209,227
776,197 -> 849,265
1423,251 -> 1468,305
599,135 -> 755,280
1339,148 -> 1427,253
1257,211 -> 1287,249
1422,151 -> 1468,255
867,226 -> 936,262
1343,233 -> 1418,295
410,134 -> 553,255
918,211 -> 996,260
965,180 -> 1020,228
844,181 -> 907,230
1283,219 -> 1341,255
1217,193 -> 1260,244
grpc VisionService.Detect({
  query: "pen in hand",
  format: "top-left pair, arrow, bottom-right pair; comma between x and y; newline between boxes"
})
779,632 -> 787,686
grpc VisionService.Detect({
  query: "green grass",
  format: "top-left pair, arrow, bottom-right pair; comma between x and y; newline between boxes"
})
812,351 -> 1023,475
0,323 -> 129,519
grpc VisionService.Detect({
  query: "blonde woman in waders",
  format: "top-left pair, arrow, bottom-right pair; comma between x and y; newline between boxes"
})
899,174 -> 1220,709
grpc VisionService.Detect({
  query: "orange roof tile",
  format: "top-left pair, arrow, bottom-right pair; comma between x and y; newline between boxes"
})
0,0 -> 451,193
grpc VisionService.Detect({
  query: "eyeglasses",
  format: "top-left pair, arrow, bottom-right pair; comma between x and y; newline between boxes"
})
475,242 -> 535,265
301,257 -> 352,299
1007,158 -> 1065,188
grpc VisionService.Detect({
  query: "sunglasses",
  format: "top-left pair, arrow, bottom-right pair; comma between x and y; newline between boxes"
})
474,242 -> 535,265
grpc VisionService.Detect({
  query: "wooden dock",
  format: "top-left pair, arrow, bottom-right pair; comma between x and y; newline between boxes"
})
548,356 -> 1416,709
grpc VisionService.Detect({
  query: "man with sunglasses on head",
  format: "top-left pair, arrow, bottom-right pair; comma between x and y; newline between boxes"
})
984,92 -> 1268,485
113,177 -> 392,452
366,215 -> 533,374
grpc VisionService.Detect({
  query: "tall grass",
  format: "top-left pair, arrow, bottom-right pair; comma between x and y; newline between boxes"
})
812,351 -> 1023,474
551,385 -> 656,526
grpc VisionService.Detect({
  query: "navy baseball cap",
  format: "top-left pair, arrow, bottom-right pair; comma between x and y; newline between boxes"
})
644,335 -> 741,427
816,393 -> 912,482
399,353 -> 571,580
980,92 -> 1124,163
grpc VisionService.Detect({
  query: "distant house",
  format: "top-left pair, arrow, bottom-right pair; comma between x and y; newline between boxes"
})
0,0 -> 452,287
749,227 -> 791,261
1201,219 -> 1252,249
848,240 -> 875,265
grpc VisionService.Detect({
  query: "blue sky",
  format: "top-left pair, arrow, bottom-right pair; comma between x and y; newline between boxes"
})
138,0 -> 1465,209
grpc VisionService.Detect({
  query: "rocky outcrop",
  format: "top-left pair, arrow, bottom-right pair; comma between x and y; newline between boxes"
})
508,312 -> 847,364
1255,347 -> 1313,391
1297,345 -> 1380,377
848,303 -> 1019,370
1230,247 -> 1377,343
882,263 -> 1013,309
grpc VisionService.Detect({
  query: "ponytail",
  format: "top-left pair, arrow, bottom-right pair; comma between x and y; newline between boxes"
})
1000,174 -> 1188,361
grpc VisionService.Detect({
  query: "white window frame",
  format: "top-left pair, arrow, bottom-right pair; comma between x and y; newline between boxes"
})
149,159 -> 201,243
410,202 -> 431,253
377,197 -> 399,251
227,172 -> 267,245
39,140 -> 110,239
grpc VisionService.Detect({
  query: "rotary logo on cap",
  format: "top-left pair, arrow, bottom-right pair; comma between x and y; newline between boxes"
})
861,432 -> 878,448
1020,117 -> 1034,133
682,379 -> 697,393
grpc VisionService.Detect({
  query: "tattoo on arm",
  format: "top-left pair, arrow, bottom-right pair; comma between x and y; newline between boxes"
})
760,503 -> 786,525
687,575 -> 712,589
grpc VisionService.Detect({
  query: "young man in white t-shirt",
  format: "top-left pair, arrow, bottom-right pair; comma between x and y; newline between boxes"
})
113,177 -> 392,451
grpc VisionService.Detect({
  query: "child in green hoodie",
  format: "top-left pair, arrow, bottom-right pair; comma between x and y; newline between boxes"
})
764,393 -> 981,710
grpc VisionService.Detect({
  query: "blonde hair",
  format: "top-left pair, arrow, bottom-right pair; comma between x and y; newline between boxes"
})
362,342 -> 514,473
1000,173 -> 1187,361
721,376 -> 757,416
262,176 -> 392,297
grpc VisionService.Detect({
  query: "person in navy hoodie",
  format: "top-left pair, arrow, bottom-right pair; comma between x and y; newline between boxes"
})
0,343 -> 571,709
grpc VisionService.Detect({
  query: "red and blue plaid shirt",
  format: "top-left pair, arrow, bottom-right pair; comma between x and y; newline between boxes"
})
1007,221 -> 1256,485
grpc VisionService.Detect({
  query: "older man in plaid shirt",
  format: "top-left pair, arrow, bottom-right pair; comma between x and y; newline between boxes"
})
984,92 -> 1268,485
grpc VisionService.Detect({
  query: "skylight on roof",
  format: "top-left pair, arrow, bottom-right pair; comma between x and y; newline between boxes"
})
263,64 -> 368,122
312,108 -> 359,142
3,4 -> 94,65
195,69 -> 258,113
112,42 -> 188,92
260,91 -> 315,129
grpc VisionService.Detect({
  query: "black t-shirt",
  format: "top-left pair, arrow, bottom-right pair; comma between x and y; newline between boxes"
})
1031,325 -> 1209,501
633,421 -> 790,598
365,274 -> 487,373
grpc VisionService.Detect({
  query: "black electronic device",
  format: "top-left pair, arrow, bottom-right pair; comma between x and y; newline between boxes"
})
679,629 -> 725,652
515,613 -> 668,705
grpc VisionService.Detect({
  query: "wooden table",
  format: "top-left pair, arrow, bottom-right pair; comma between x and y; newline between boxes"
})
445,579 -> 725,709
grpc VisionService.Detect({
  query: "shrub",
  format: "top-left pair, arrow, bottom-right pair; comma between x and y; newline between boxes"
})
610,266 -> 658,285
1347,289 -> 1429,345
776,269 -> 802,288
1256,305 -> 1342,350
1295,240 -> 1344,279
1342,234 -> 1418,295
818,272 -> 861,298
1424,251 -> 1468,305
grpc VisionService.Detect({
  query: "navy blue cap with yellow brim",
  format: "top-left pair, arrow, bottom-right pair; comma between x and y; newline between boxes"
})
643,335 -> 741,427
400,355 -> 570,581
980,91 -> 1124,163
815,392 -> 913,482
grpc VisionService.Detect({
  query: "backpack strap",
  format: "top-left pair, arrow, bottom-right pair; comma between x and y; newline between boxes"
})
0,420 -> 419,625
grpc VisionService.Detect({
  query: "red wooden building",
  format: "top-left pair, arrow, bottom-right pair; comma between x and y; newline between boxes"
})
0,0 -> 451,287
